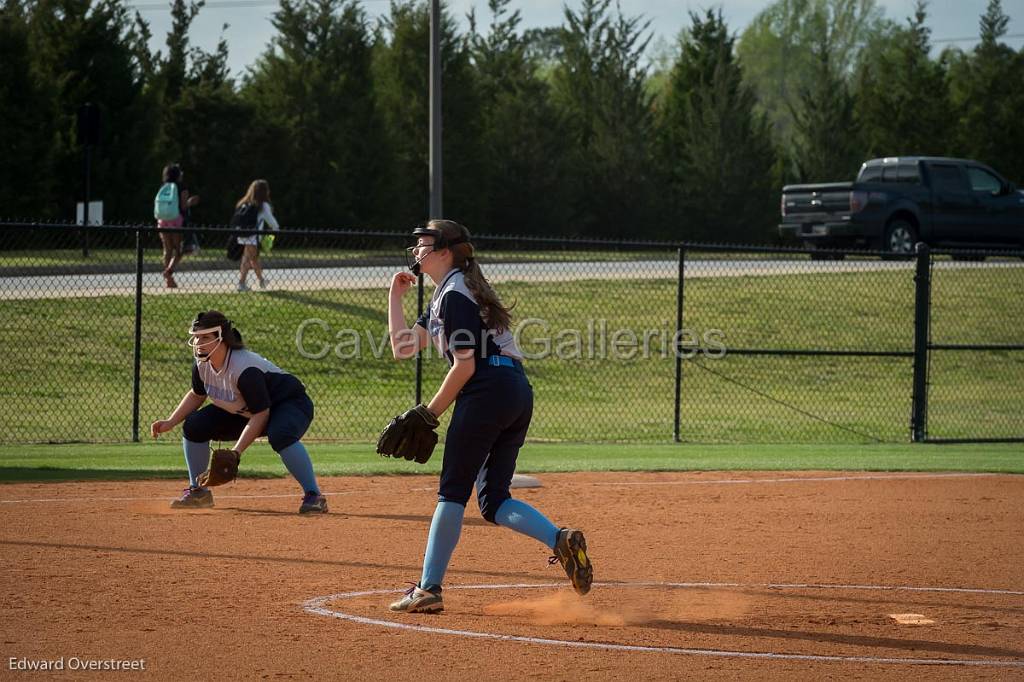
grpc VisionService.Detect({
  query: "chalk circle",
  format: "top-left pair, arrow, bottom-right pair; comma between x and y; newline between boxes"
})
303,581 -> 1024,668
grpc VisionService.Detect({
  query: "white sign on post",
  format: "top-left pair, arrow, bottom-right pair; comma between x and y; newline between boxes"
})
75,201 -> 104,226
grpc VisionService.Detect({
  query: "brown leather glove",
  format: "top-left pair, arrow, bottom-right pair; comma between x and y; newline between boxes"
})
196,448 -> 241,487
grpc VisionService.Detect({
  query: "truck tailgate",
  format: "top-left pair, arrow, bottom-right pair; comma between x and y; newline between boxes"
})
782,182 -> 853,217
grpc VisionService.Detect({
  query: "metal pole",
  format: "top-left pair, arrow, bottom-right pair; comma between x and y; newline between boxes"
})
910,242 -> 931,442
673,247 -> 685,442
131,228 -> 144,441
415,0 -> 441,405
82,144 -> 91,258
429,0 -> 442,219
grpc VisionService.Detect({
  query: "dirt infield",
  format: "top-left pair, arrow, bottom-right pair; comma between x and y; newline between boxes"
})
2,471 -> 1023,680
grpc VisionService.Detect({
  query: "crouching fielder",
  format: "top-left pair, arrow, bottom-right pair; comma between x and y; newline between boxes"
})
151,310 -> 327,514
386,220 -> 593,614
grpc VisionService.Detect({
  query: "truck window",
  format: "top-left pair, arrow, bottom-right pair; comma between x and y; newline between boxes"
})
966,166 -> 1001,193
897,163 -> 921,184
859,165 -> 882,182
929,164 -> 968,193
882,165 -> 898,182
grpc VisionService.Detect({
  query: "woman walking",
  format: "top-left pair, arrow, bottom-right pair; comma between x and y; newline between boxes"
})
233,179 -> 278,291
154,163 -> 199,288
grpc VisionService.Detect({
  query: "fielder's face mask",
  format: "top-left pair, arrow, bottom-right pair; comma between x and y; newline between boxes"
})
406,225 -> 467,275
188,314 -> 231,362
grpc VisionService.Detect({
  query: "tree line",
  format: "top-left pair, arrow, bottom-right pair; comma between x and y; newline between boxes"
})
1,0 -> 1021,242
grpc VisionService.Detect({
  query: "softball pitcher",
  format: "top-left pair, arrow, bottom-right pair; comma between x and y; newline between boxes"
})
385,220 -> 593,613
151,310 -> 327,514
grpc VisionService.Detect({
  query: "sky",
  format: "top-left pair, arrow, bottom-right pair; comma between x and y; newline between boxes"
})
131,0 -> 1024,78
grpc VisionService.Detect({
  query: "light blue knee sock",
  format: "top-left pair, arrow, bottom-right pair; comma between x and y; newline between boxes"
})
278,441 -> 319,494
183,438 -> 210,487
420,501 -> 466,589
495,498 -> 559,549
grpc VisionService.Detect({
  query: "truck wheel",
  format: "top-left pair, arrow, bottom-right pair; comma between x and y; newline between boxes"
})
883,219 -> 917,258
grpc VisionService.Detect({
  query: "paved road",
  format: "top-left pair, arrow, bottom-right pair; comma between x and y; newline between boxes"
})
0,258 -> 1020,300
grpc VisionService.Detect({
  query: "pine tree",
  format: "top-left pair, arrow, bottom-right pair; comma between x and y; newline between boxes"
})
372,0 -> 483,227
853,0 -> 949,158
163,34 -> 264,225
788,14 -> 861,182
946,0 -> 1024,182
150,0 -> 259,225
737,0 -> 886,145
0,1 -> 57,216
26,0 -> 159,220
549,0 -> 656,237
469,0 -> 569,234
658,9 -> 778,242
246,0 -> 384,227
162,0 -> 203,104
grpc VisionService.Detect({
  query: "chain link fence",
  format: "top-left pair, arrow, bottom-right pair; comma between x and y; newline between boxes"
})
925,251 -> 1024,442
1,222 -> 1021,444
679,247 -> 917,443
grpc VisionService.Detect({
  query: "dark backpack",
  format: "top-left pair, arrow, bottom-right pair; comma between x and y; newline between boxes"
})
230,202 -> 259,236
226,235 -> 244,261
226,202 -> 258,261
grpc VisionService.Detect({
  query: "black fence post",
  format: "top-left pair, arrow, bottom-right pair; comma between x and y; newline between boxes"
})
77,102 -> 99,258
673,247 -> 685,443
131,228 -> 144,441
910,242 -> 931,442
81,146 -> 91,258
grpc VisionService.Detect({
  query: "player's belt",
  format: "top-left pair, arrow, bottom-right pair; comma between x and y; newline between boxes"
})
487,355 -> 519,368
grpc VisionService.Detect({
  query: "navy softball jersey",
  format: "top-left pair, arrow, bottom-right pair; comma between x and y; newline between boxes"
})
416,268 -> 531,523
185,349 -> 312,452
416,268 -> 523,364
192,349 -> 306,417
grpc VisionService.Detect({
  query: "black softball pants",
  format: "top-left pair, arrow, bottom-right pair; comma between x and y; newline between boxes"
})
437,361 -> 533,523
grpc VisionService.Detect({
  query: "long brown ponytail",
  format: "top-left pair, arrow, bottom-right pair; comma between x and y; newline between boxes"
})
429,220 -> 514,332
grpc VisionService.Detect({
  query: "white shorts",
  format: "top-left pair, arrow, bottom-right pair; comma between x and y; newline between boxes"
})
237,235 -> 259,246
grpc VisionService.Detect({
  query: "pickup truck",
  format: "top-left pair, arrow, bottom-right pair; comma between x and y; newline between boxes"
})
779,157 -> 1024,257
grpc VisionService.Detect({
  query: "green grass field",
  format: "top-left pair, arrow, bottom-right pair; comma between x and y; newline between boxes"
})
3,245 -> 1019,272
0,441 -> 1020,483
1,263 -> 1021,444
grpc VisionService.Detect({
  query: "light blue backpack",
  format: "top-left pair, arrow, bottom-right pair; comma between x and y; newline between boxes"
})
154,182 -> 180,221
